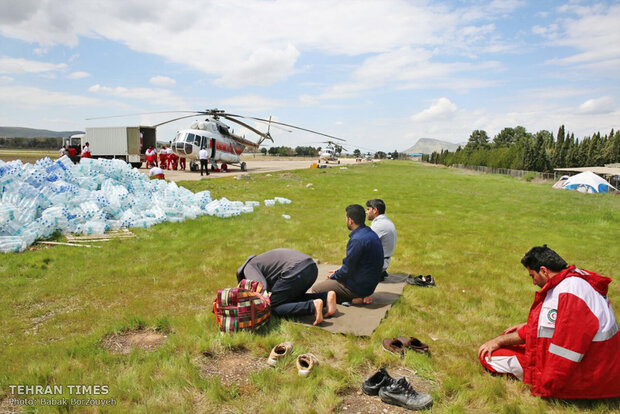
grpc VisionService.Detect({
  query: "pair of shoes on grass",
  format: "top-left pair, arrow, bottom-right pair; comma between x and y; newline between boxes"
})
362,368 -> 433,410
406,274 -> 436,287
382,336 -> 430,356
267,342 -> 319,377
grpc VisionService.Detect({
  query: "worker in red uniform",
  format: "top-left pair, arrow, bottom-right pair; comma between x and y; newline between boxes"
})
159,146 -> 168,170
478,245 -> 620,399
179,156 -> 186,170
169,152 -> 178,170
81,142 -> 92,158
145,147 -> 157,167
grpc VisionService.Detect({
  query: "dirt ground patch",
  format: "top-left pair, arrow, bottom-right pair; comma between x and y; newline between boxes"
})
101,329 -> 167,354
197,349 -> 266,390
338,366 -> 434,413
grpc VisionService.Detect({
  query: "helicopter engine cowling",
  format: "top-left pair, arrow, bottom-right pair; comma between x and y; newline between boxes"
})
219,151 -> 240,163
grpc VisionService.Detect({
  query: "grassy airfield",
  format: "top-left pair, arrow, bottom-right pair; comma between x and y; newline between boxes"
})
0,161 -> 618,413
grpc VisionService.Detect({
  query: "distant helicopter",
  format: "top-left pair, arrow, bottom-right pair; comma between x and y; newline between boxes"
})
318,140 -> 347,164
88,109 -> 346,172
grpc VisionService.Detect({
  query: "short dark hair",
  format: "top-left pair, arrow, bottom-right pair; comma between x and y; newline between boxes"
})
346,204 -> 366,226
365,199 -> 386,215
521,245 -> 568,272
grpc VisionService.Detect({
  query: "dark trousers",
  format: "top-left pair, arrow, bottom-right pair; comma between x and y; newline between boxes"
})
200,159 -> 209,175
270,264 -> 327,316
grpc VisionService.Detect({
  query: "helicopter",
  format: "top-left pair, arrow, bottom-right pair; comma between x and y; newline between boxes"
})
318,141 -> 347,164
111,109 -> 347,172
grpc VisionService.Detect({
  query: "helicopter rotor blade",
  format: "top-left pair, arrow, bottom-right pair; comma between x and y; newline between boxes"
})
85,110 -> 201,121
152,114 -> 205,128
220,115 -> 274,145
251,118 -> 292,133
224,114 -> 346,142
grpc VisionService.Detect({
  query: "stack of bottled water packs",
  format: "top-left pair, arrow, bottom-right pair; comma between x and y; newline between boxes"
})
0,156 -> 288,253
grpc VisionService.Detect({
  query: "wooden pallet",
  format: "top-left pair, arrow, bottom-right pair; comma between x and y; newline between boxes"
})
65,228 -> 136,243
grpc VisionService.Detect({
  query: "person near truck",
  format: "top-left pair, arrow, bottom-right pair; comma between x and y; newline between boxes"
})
81,142 -> 91,158
145,147 -> 157,168
478,245 -> 619,399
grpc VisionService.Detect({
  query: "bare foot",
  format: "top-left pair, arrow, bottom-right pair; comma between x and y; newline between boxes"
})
352,296 -> 373,305
325,291 -> 337,318
313,299 -> 324,325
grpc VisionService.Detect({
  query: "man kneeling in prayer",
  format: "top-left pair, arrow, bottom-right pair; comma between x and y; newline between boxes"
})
237,249 -> 337,326
478,245 -> 619,399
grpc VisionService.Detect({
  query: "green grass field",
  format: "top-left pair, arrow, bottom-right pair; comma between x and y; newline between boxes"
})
1,161 -> 618,413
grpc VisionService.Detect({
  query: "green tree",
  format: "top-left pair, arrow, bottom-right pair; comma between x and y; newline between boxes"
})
493,127 -> 515,148
465,130 -> 490,151
353,149 -> 361,158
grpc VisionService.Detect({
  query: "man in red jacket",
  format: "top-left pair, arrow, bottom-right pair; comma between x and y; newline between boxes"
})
478,245 -> 619,399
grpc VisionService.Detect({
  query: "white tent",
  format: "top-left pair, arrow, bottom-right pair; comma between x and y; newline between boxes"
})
563,171 -> 617,193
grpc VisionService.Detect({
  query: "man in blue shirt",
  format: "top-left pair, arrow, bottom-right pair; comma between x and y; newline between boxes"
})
312,204 -> 384,304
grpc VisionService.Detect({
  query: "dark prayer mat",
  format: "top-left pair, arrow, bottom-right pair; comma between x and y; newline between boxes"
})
296,264 -> 407,336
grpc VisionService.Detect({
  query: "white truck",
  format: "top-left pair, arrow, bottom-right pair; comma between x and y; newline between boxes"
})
67,126 -> 157,168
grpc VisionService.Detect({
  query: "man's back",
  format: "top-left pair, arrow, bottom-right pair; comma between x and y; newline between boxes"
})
370,214 -> 396,271
332,225 -> 383,297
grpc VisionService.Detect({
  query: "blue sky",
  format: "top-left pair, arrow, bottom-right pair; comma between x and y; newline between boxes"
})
0,0 -> 618,152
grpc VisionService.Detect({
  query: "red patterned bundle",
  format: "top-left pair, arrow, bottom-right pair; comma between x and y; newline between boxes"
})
213,279 -> 271,333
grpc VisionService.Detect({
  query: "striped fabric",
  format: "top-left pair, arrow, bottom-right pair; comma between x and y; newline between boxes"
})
213,279 -> 271,333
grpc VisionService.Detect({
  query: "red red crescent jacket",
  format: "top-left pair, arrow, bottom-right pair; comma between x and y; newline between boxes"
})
517,265 -> 620,399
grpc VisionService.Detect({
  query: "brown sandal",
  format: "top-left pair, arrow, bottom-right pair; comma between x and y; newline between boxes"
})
396,336 -> 430,354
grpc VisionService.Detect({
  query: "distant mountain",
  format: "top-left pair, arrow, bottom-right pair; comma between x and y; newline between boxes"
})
0,126 -> 83,138
403,138 -> 463,154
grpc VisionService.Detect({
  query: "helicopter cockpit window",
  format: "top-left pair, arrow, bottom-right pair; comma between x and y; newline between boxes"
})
186,133 -> 195,143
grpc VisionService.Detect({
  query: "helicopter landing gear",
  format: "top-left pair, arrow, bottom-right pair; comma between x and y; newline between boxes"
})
240,162 -> 247,172
190,161 -> 198,172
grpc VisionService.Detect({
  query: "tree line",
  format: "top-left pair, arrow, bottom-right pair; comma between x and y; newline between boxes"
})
427,126 -> 620,172
0,137 -> 64,149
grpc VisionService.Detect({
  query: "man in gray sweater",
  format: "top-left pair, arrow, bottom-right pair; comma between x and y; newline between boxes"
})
237,248 -> 337,325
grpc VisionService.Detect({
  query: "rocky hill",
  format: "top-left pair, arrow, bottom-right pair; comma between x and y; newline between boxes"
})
403,138 -> 463,154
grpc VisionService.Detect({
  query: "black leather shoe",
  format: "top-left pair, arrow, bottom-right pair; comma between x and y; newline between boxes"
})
406,274 -> 436,287
379,377 -> 433,410
362,368 -> 395,396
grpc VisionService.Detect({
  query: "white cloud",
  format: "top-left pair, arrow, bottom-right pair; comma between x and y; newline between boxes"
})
538,4 -> 620,76
149,75 -> 176,86
412,98 -> 458,122
68,71 -> 90,79
33,47 -> 47,55
0,0 -> 514,87
0,85 -> 100,107
88,83 -> 187,107
0,57 -> 66,74
579,97 -> 615,114
0,75 -> 14,83
219,95 -> 286,112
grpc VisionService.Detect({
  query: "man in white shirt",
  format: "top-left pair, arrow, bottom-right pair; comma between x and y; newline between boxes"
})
365,199 -> 397,279
198,147 -> 209,176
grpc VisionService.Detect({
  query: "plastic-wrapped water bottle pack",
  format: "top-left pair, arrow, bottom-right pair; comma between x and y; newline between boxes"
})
0,156 -> 291,253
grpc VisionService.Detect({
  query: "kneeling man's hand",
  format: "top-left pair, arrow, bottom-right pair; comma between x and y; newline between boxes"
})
478,337 -> 502,361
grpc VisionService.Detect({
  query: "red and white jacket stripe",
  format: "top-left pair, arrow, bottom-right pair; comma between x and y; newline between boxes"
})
517,265 -> 620,399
